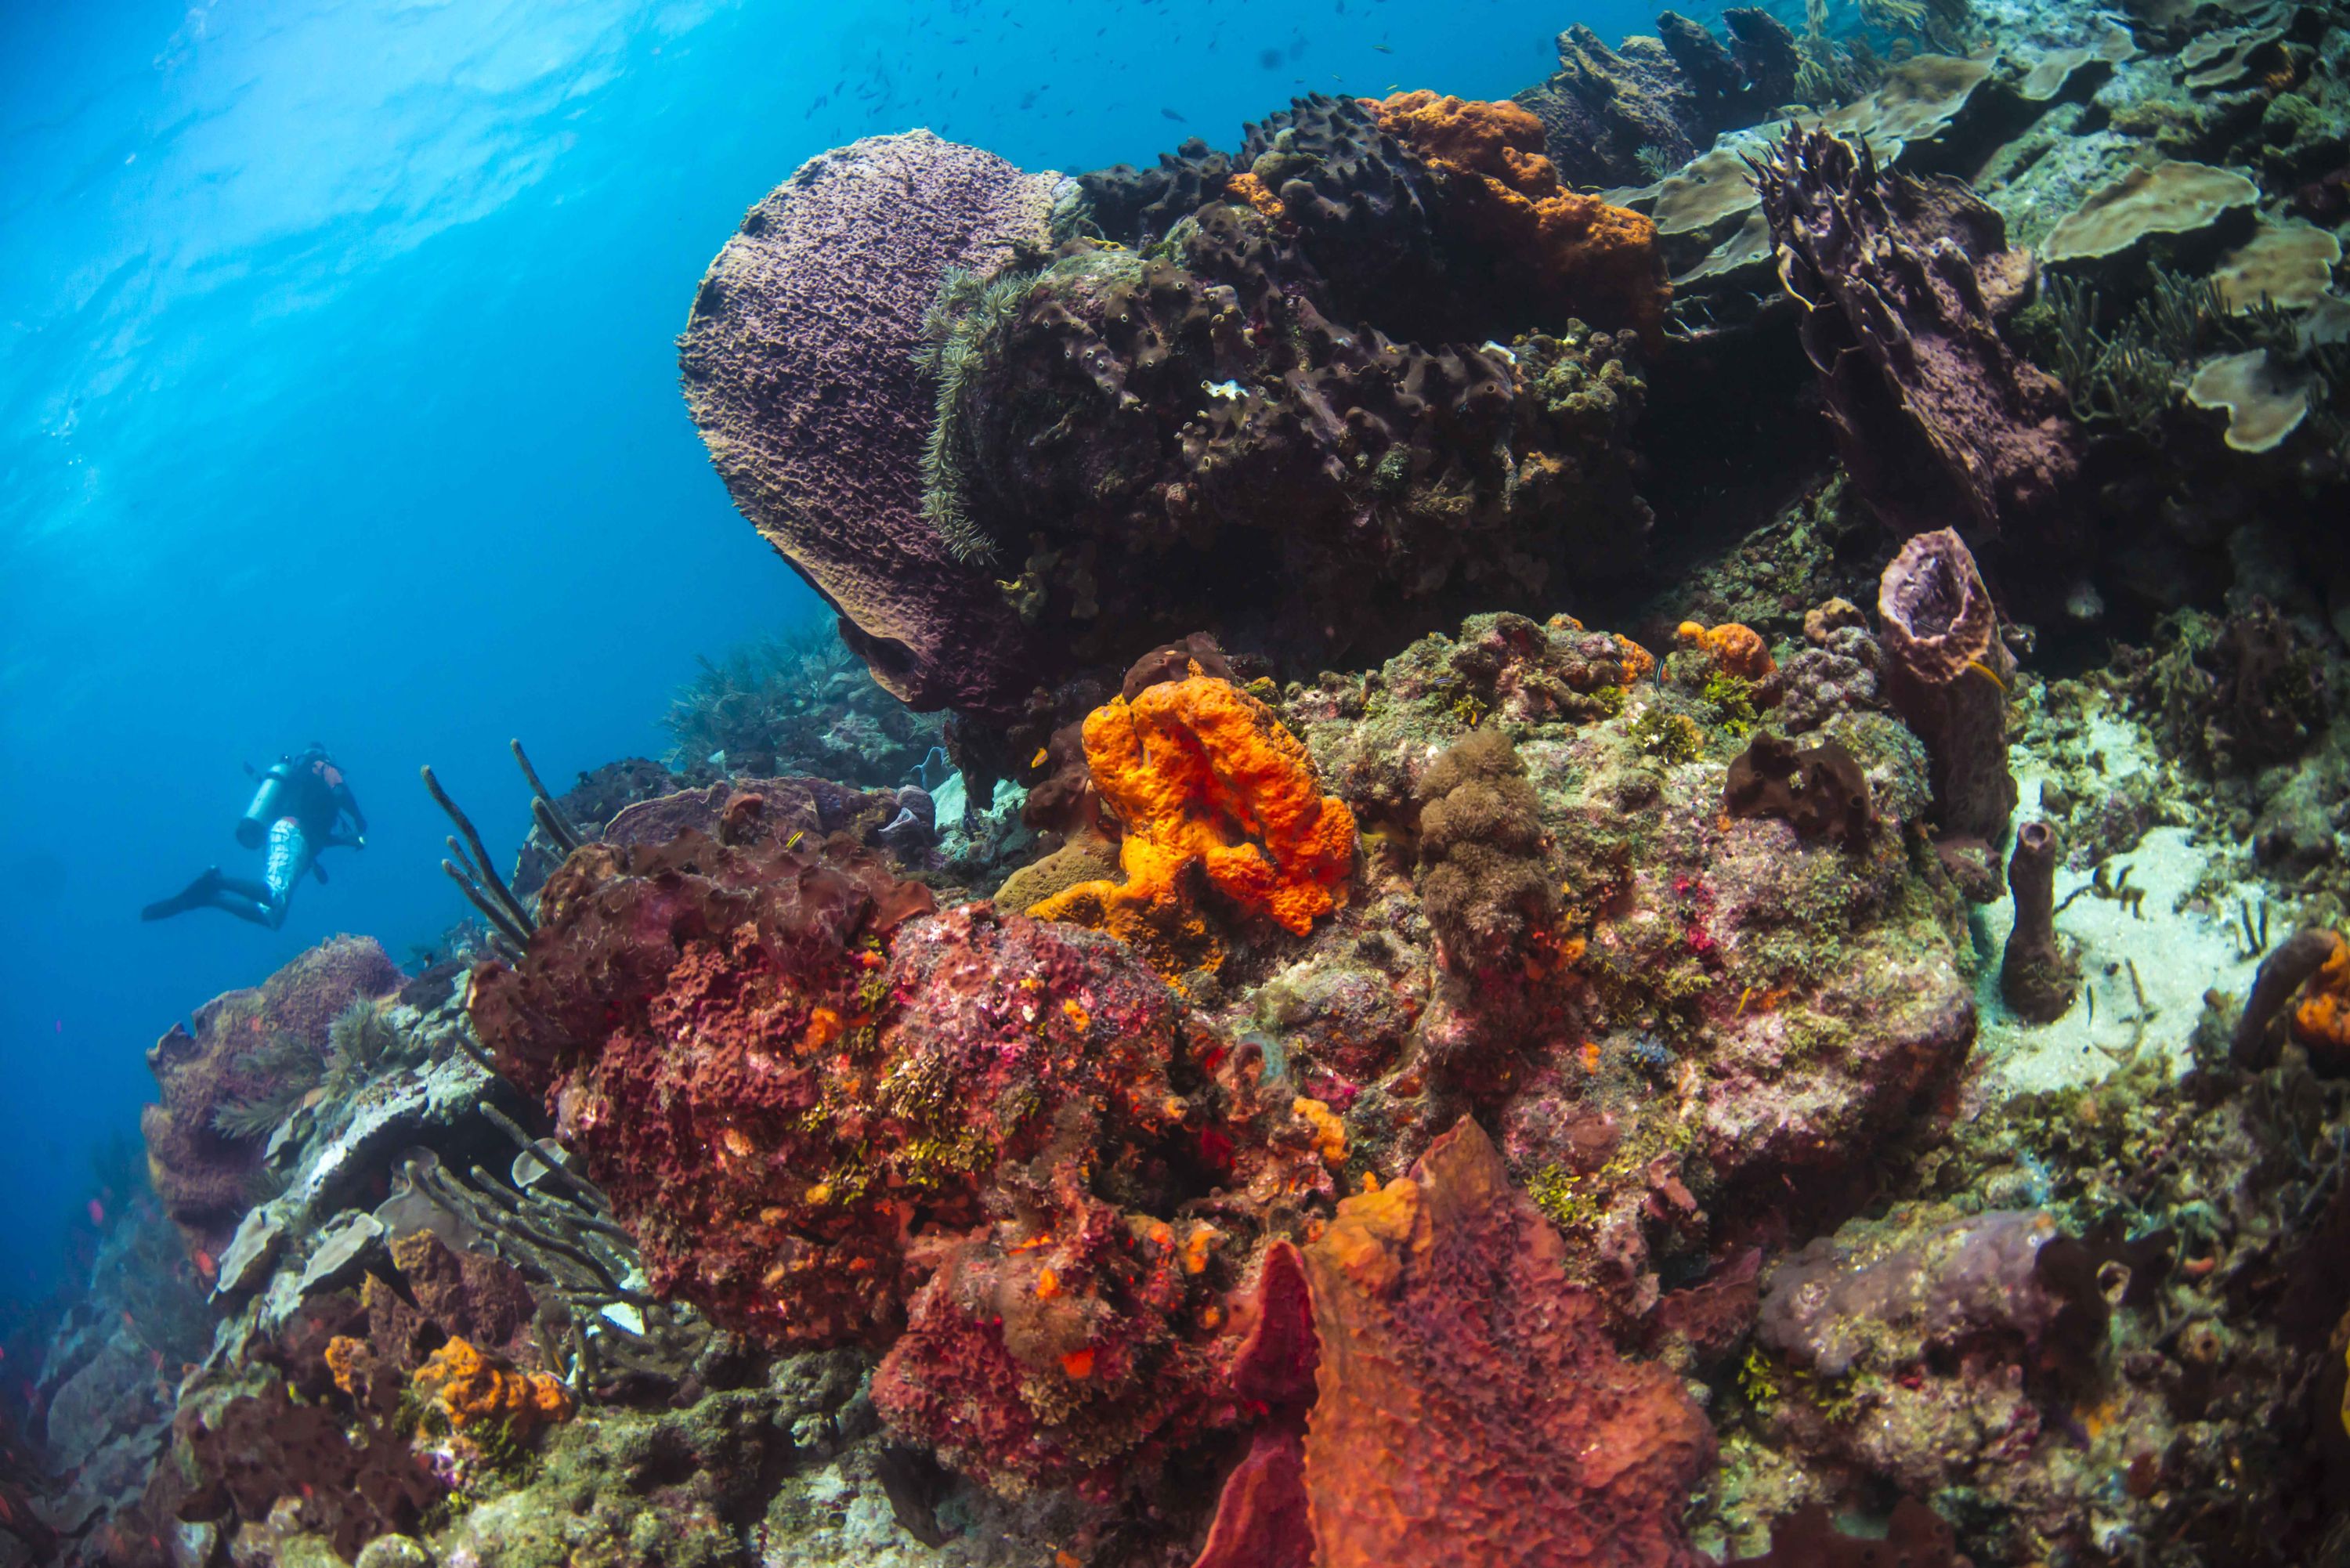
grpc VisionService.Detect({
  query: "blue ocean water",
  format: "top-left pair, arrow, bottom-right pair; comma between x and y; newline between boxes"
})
0,0 -> 1649,1349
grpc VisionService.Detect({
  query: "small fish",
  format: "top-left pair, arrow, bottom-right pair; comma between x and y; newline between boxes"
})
785,829 -> 806,851
1372,42 -> 1393,52
86,1198 -> 104,1227
193,1248 -> 216,1281
1964,657 -> 2007,692
1161,107 -> 1188,122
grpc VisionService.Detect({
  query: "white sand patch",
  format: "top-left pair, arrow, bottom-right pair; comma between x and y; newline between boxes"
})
1973,704 -> 2265,1096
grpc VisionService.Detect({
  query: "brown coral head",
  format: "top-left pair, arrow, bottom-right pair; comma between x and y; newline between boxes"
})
1121,631 -> 1235,700
1877,528 -> 1997,685
1723,733 -> 1871,848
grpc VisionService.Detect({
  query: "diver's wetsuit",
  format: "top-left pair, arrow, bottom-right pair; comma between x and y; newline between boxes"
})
143,749 -> 367,930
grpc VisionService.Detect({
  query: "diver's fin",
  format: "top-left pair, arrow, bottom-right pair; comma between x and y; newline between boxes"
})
142,867 -> 224,922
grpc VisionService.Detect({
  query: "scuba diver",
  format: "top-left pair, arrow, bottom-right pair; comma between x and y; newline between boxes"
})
142,744 -> 367,929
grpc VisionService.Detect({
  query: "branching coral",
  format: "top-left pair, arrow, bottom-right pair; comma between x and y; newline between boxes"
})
662,624 -> 944,786
1514,14 -> 1802,187
2133,601 -> 2330,778
2038,269 -> 2220,432
1028,676 -> 1357,976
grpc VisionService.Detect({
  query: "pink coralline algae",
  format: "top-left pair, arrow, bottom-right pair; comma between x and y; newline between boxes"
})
469,826 -> 1334,1492
678,132 -> 1068,718
1754,126 -> 2082,547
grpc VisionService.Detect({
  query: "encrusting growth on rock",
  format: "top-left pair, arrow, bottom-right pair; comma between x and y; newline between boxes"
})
1196,1117 -> 1716,1566
410,1337 -> 573,1438
1676,619 -> 1777,681
1368,90 -> 1669,341
1414,728 -> 1560,975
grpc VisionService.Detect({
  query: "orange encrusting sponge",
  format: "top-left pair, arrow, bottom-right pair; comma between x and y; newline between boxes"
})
1367,89 -> 1668,343
1029,675 -> 1357,973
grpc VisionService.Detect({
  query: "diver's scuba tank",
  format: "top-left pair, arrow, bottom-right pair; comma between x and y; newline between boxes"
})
237,758 -> 298,849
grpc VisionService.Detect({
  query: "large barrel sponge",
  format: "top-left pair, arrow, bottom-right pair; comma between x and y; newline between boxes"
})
679,132 -> 1070,719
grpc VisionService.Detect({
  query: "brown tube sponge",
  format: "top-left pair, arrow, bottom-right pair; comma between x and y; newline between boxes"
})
1999,820 -> 2075,1023
2231,927 -> 2341,1068
1878,528 -> 2017,846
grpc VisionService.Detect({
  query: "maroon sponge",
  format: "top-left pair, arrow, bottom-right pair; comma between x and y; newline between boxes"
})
679,131 -> 1065,719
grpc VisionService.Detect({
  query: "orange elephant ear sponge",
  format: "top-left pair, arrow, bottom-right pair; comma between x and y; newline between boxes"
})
1195,1117 -> 1716,1566
1368,90 -> 1667,343
1028,676 -> 1356,971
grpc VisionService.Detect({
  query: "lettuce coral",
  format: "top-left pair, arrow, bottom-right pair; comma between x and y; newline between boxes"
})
1368,90 -> 1668,342
1027,676 -> 1358,976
